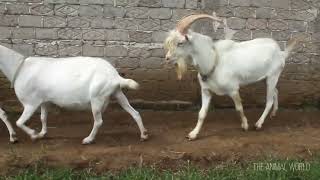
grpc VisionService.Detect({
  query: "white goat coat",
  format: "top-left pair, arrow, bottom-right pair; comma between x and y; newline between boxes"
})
202,38 -> 284,95
165,30 -> 294,140
0,45 -> 147,144
15,57 -> 123,110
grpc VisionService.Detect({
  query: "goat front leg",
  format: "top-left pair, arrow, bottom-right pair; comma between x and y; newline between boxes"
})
230,91 -> 249,131
115,90 -> 148,141
0,108 -> 17,143
188,89 -> 211,140
82,98 -> 106,145
16,104 -> 39,140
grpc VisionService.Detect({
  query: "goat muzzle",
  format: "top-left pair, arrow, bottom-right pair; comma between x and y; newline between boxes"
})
165,53 -> 171,61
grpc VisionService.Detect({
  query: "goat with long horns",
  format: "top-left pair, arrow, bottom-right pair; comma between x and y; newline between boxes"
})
164,14 -> 297,140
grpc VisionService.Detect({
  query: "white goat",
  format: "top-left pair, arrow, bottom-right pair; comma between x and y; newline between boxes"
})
0,45 -> 148,144
164,14 -> 297,140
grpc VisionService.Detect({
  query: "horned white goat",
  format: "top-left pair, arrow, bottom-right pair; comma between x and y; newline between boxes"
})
0,45 -> 148,144
164,14 -> 297,140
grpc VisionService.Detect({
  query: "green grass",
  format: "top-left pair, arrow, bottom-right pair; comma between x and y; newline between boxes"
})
2,159 -> 320,180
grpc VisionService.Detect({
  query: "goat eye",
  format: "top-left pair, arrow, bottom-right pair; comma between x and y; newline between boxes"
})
177,42 -> 184,47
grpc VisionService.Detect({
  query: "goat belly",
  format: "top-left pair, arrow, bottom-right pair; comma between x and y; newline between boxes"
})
238,73 -> 267,86
51,99 -> 91,110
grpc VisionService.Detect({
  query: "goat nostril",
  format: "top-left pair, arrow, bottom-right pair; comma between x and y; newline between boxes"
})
166,57 -> 170,61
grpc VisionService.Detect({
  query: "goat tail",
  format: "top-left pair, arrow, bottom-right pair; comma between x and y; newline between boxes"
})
119,78 -> 140,90
283,36 -> 303,59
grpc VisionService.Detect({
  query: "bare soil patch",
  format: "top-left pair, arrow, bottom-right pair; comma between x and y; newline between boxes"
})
0,109 -> 319,174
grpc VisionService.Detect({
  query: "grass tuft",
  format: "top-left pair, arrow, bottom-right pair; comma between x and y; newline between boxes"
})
2,158 -> 320,180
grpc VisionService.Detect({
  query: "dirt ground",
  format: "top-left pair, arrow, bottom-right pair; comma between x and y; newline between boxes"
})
0,108 -> 319,174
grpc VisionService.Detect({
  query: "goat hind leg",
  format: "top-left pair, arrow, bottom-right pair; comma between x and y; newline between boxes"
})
82,98 -> 106,145
0,108 -> 17,143
270,88 -> 278,118
115,90 -> 148,141
33,105 -> 48,139
255,75 -> 279,129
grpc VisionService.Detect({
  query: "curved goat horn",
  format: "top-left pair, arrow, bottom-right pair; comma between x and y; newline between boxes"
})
176,14 -> 223,35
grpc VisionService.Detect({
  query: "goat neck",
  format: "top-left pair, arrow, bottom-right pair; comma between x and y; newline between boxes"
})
0,45 -> 25,82
188,32 -> 217,79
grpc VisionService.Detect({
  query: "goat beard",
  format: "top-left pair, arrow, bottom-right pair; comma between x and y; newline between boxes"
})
175,58 -> 187,80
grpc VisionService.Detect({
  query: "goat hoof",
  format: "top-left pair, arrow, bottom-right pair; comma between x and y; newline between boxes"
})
140,130 -> 149,141
82,138 -> 94,145
242,124 -> 249,131
140,136 -> 148,142
255,123 -> 262,130
82,142 -> 92,145
10,137 -> 18,144
38,132 -> 47,138
82,141 -> 94,145
31,134 -> 39,141
32,133 -> 47,140
270,114 -> 276,120
186,134 -> 197,141
140,135 -> 149,142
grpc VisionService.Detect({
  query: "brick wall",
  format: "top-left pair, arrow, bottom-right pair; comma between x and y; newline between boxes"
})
0,0 -> 319,110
